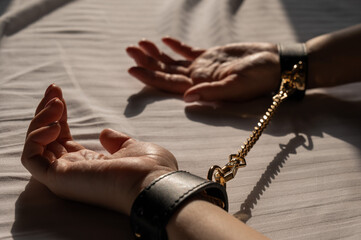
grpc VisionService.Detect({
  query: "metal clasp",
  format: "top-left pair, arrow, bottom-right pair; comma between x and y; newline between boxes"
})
278,61 -> 306,100
207,61 -> 305,186
207,154 -> 247,187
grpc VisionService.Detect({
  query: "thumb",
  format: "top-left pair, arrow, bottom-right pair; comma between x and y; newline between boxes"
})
99,128 -> 132,154
183,75 -> 240,102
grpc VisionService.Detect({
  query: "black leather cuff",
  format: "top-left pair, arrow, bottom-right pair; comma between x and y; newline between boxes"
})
278,43 -> 308,100
130,170 -> 228,240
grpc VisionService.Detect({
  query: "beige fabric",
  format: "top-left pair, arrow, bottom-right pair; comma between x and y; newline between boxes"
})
0,0 -> 361,239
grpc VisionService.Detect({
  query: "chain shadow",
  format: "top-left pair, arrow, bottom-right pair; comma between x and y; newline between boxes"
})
184,85 -> 361,222
123,85 -> 360,225
125,84 -> 361,149
184,89 -> 361,149
11,178 -> 133,240
124,83 -> 361,153
233,134 -> 312,222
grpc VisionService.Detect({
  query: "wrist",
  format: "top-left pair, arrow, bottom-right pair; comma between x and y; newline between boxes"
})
276,43 -> 308,99
130,171 -> 228,239
305,36 -> 325,89
112,167 -> 175,215
167,199 -> 270,240
306,34 -> 343,89
306,24 -> 361,89
166,199 -> 221,240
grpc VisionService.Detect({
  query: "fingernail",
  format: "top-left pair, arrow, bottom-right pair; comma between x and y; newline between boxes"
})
45,97 -> 59,108
128,67 -> 137,75
128,67 -> 144,77
126,45 -> 136,49
45,83 -> 55,96
49,121 -> 59,127
126,48 -> 135,57
184,94 -> 200,102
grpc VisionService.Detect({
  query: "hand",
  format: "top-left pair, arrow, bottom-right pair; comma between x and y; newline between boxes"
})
21,84 -> 178,215
127,37 -> 280,102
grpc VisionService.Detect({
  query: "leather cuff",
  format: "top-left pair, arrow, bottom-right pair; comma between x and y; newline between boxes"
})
130,171 -> 228,240
278,43 -> 308,100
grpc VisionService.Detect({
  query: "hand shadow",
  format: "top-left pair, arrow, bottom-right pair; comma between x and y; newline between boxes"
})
124,87 -> 182,118
11,178 -> 133,240
124,85 -> 361,224
185,92 -> 361,149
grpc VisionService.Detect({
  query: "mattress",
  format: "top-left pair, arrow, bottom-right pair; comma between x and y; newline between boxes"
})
1,0 -> 361,239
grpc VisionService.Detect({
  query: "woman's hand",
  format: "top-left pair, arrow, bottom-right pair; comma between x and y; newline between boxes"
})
21,84 -> 178,215
127,37 -> 280,102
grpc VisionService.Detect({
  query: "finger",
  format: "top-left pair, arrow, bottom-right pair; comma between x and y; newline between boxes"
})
43,149 -> 57,162
26,97 -> 64,137
138,40 -> 191,74
190,62 -> 219,84
128,67 -> 193,94
24,124 -> 61,158
62,140 -> 85,153
56,93 -> 72,142
184,74 -> 240,102
126,46 -> 162,71
99,128 -> 132,154
34,84 -> 72,142
46,141 -> 68,159
22,123 -> 61,179
162,37 -> 205,61
138,39 -> 175,64
35,83 -> 64,115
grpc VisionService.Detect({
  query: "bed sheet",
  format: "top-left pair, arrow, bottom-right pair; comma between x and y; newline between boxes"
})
0,0 -> 361,239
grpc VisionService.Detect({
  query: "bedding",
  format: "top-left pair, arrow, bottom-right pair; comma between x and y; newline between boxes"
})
1,0 -> 361,239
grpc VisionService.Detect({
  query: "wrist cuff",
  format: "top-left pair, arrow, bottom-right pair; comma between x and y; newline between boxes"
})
278,43 -> 308,99
130,170 -> 228,240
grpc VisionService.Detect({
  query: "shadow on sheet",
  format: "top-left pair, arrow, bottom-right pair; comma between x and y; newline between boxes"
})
126,84 -> 361,224
11,178 -> 132,240
187,91 -> 361,222
7,0 -> 361,238
10,84 -> 361,239
0,0 -> 74,38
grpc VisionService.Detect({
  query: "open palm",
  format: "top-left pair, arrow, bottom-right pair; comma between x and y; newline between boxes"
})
127,37 -> 280,102
22,84 -> 178,215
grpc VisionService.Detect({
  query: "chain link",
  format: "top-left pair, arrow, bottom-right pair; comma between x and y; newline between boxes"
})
208,61 -> 306,187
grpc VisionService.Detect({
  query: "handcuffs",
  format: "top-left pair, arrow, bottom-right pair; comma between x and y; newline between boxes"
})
207,43 -> 307,187
131,43 -> 307,239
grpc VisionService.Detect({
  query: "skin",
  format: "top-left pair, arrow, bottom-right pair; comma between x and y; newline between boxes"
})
306,23 -> 361,88
22,84 -> 269,239
127,38 -> 280,102
22,24 -> 361,240
22,84 -> 178,215
127,24 -> 361,102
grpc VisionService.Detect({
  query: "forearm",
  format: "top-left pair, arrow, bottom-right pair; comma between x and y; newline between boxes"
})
166,199 -> 270,240
306,23 -> 361,88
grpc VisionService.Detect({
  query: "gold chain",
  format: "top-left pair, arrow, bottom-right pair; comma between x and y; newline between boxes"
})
208,61 -> 306,187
